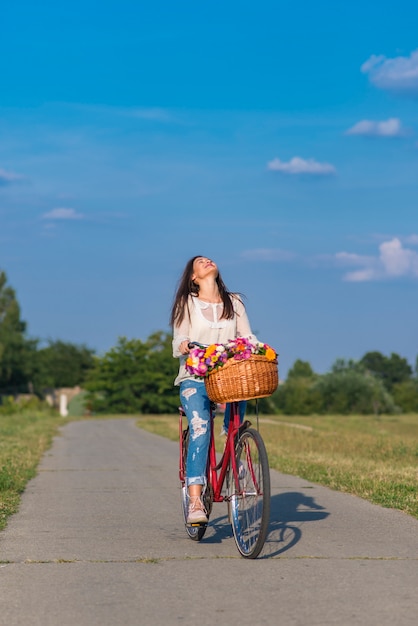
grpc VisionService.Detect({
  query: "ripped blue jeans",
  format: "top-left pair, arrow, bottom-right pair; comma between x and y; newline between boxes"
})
180,380 -> 212,487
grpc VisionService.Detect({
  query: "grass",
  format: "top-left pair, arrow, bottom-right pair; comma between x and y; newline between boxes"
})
1,410 -> 417,532
68,390 -> 88,417
0,410 -> 67,530
136,412 -> 418,520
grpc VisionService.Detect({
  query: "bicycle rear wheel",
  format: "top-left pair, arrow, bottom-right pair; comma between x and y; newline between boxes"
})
229,427 -> 270,558
180,428 -> 208,541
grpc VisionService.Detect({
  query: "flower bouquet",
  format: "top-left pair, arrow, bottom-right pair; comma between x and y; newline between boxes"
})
186,338 -> 279,403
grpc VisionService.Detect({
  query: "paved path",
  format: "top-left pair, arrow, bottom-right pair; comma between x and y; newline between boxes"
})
1,418 -> 417,625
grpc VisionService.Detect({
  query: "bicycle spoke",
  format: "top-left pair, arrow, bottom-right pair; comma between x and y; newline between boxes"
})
229,428 -> 270,558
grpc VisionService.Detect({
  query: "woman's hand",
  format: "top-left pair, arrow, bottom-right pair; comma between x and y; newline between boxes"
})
179,340 -> 191,355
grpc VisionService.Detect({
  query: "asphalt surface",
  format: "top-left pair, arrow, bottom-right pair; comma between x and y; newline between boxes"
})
1,418 -> 417,625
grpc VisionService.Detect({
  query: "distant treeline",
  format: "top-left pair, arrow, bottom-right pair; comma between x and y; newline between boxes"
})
268,353 -> 418,415
0,270 -> 95,396
1,270 -> 417,415
84,336 -> 418,416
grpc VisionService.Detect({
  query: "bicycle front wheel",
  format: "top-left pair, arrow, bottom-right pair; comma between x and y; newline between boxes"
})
229,428 -> 271,558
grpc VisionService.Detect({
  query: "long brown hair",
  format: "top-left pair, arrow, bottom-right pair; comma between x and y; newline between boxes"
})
170,256 -> 238,327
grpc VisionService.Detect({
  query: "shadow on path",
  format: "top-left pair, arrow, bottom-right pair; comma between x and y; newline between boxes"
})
263,491 -> 330,558
193,491 -> 329,558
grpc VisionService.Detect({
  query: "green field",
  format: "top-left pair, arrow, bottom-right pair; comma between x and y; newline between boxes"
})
1,411 -> 417,531
136,412 -> 418,519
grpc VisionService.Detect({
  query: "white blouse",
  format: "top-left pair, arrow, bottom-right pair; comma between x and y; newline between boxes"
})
172,295 -> 257,385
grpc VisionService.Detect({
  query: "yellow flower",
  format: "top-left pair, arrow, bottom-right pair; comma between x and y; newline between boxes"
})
204,344 -> 217,358
265,347 -> 276,361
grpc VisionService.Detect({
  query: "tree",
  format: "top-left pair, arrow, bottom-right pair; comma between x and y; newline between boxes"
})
384,353 -> 413,389
392,380 -> 418,413
274,377 -> 322,415
287,359 -> 316,380
313,364 -> 397,415
0,271 -> 37,394
359,351 -> 386,376
272,359 -> 320,415
331,358 -> 363,374
360,351 -> 412,391
34,340 -> 95,390
85,332 -> 179,414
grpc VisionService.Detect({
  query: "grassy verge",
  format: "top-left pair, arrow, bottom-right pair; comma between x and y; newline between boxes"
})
0,410 -> 67,530
1,411 -> 416,532
136,412 -> 418,520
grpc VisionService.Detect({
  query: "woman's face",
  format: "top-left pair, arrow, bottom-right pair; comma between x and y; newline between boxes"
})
192,257 -> 218,282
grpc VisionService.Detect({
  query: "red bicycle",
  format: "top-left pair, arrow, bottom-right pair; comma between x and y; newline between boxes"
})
179,394 -> 271,559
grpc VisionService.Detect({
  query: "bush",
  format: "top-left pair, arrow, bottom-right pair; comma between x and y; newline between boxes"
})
0,395 -> 54,415
392,380 -> 418,413
274,378 -> 323,415
313,369 -> 397,415
85,332 -> 179,414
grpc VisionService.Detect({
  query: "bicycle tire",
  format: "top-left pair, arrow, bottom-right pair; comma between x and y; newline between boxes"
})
180,428 -> 208,541
229,427 -> 271,558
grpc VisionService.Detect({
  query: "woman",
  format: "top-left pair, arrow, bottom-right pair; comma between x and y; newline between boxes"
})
170,255 -> 257,524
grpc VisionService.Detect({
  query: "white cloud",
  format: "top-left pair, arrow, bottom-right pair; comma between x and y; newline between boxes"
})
380,238 -> 418,276
346,117 -> 406,137
42,208 -> 84,220
343,268 -> 377,282
336,238 -> 418,281
0,168 -> 23,185
130,107 -> 173,122
361,49 -> 418,94
335,251 -> 375,266
267,156 -> 336,176
72,103 -> 177,124
361,54 -> 386,74
242,248 -> 297,262
404,234 -> 418,245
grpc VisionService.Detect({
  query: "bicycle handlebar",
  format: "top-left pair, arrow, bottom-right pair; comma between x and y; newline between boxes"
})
188,341 -> 208,349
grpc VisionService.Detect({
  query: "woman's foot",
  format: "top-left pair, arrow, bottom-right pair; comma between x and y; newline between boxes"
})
187,496 -> 208,524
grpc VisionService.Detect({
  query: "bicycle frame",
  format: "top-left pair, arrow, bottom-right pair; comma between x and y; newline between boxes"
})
209,401 -> 241,500
179,393 -> 271,558
179,400 -> 247,500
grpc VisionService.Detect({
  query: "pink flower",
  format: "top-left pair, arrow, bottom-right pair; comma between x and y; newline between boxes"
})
184,338 -> 277,378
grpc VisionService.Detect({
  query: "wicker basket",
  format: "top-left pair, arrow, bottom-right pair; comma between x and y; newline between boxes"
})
205,354 -> 279,403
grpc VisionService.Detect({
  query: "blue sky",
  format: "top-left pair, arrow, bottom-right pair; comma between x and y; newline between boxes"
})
1,0 -> 417,377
